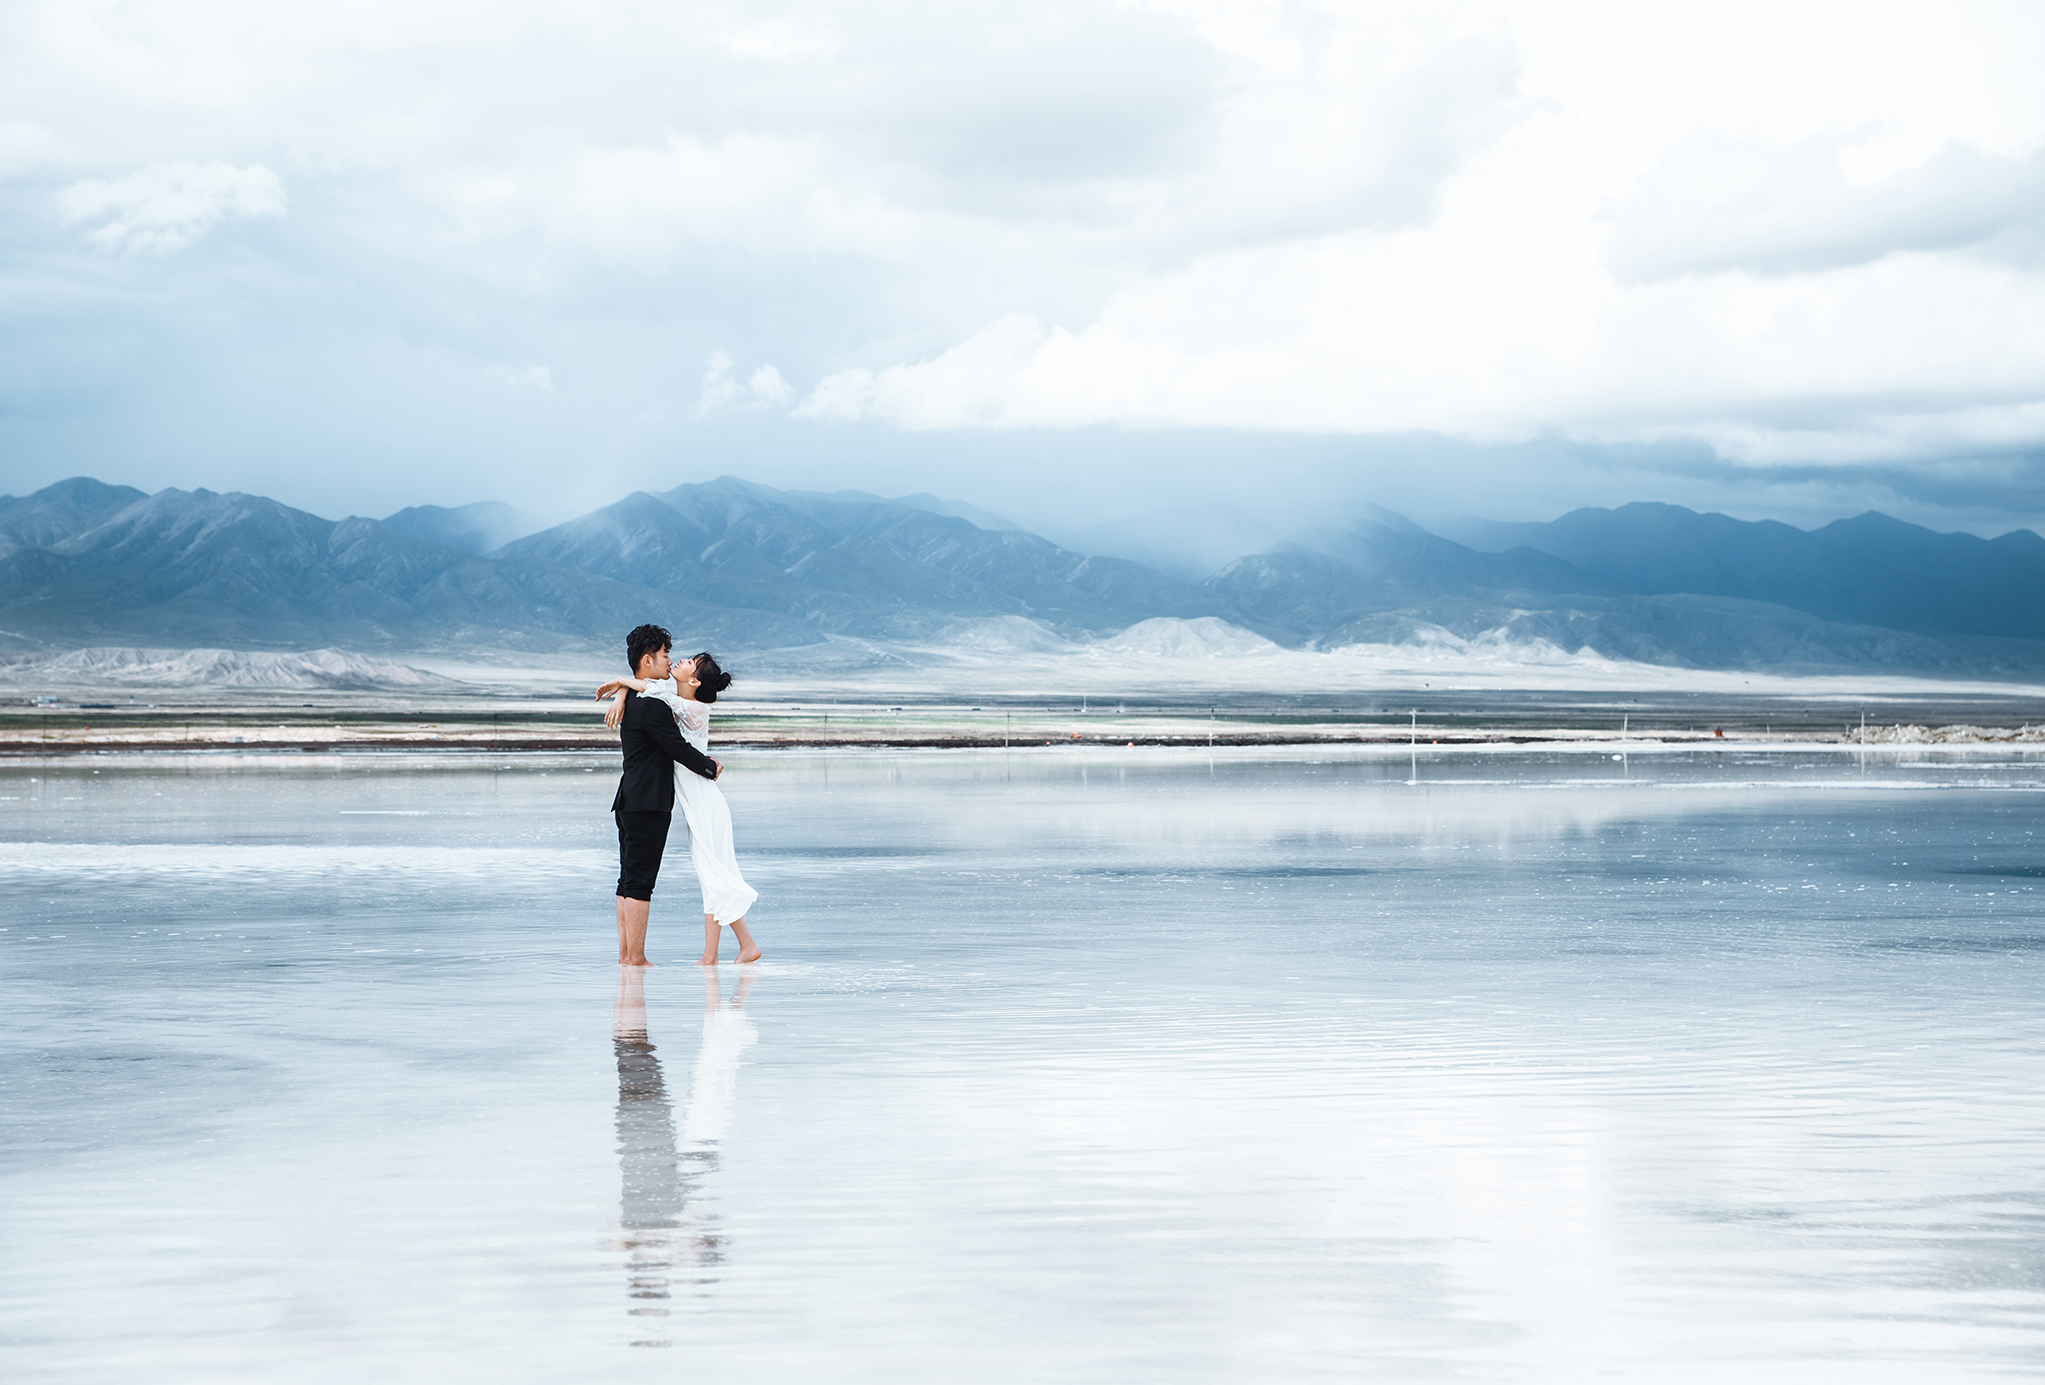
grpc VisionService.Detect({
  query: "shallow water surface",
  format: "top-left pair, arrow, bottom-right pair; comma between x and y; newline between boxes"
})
3,745 -> 2044,1382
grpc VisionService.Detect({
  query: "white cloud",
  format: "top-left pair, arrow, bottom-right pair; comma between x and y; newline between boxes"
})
797,315 -> 1051,427
799,226 -> 2045,466
789,0 -> 2045,470
55,159 -> 285,255
696,351 -> 791,417
486,363 -> 552,393
1609,136 -> 2045,280
710,12 -> 835,63
560,133 -> 824,264
0,121 -> 67,178
6,0 -> 2045,524
746,364 -> 791,404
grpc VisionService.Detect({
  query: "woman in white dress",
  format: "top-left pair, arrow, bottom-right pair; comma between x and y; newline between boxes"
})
599,653 -> 763,965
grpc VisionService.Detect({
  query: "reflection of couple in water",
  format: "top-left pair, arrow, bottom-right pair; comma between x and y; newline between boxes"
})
612,966 -> 758,1346
601,624 -> 765,1346
601,623 -> 763,968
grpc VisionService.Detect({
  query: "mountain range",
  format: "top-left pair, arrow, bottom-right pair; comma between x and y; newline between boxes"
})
1436,504 -> 2045,642
1,474 -> 2040,675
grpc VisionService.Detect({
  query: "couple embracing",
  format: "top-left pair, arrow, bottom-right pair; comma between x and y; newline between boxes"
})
601,623 -> 762,969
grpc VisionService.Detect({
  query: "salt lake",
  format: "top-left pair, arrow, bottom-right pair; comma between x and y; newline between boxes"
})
3,744 -> 2042,1381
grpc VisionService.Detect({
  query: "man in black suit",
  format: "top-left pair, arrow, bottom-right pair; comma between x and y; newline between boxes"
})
612,624 -> 722,967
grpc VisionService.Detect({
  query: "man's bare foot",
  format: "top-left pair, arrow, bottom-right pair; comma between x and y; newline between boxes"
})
736,946 -> 763,963
622,955 -> 654,968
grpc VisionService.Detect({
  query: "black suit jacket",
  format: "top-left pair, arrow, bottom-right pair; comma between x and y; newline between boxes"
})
611,690 -> 720,813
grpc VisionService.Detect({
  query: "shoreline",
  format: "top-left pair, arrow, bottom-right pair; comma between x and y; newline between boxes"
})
5,732 -> 2042,763
0,732 -> 1697,756
4,693 -> 2040,757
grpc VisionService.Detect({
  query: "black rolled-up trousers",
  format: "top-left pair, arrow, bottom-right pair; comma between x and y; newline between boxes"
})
615,810 -> 672,901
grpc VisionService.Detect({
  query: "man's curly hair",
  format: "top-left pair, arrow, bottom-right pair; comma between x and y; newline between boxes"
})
626,624 -> 671,674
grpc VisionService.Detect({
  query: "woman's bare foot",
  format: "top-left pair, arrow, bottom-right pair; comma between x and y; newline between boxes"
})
695,954 -> 719,967
730,918 -> 762,963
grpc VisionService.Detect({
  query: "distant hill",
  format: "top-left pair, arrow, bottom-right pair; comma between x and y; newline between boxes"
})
0,477 -> 148,556
1436,502 -> 2045,641
0,483 -> 816,654
1207,518 -> 1614,644
1204,504 -> 2045,674
0,475 -> 1224,656
498,476 -> 1234,639
382,500 -> 541,555
891,492 -> 1025,532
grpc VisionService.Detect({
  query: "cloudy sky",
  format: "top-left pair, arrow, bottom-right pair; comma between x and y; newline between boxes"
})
3,0 -> 2042,560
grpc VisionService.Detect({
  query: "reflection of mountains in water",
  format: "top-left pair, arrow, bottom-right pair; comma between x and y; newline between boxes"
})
612,973 -> 758,1347
4,474 -> 2043,674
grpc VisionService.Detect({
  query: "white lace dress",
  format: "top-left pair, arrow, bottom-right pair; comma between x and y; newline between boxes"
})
641,681 -> 759,926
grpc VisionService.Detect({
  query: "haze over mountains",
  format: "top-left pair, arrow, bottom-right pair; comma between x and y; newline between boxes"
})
1,474 -> 2040,677
381,501 -> 540,557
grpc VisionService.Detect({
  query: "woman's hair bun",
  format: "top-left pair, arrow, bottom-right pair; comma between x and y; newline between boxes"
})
693,652 -> 732,703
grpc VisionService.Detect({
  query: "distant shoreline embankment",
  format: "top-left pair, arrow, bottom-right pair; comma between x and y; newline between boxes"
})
2,705 -> 2039,758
